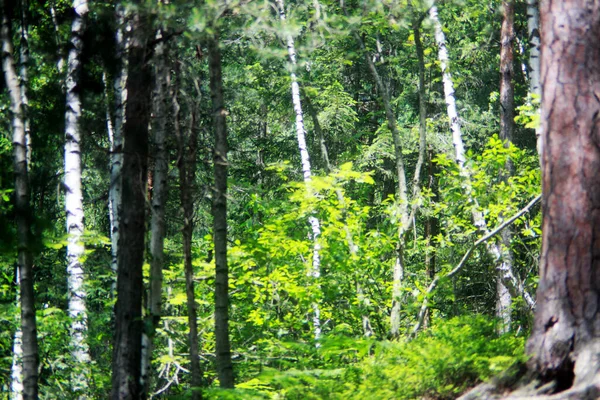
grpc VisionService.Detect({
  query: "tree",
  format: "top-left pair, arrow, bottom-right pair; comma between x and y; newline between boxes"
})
63,0 -> 91,390
1,1 -> 39,397
208,28 -> 234,389
276,0 -> 323,342
526,0 -> 600,392
110,3 -> 152,397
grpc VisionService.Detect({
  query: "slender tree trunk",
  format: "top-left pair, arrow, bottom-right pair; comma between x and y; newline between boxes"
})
276,0 -> 323,343
1,1 -> 39,397
111,5 -> 152,398
49,1 -> 65,74
526,0 -> 600,387
173,59 -> 204,399
304,93 -> 373,337
429,5 -> 466,167
349,14 -> 426,338
11,270 -> 23,400
208,32 -> 234,389
495,0 -> 516,334
140,29 -> 169,398
526,0 -> 542,158
108,4 -> 128,297
64,0 -> 91,391
429,2 -> 534,319
19,0 -> 30,165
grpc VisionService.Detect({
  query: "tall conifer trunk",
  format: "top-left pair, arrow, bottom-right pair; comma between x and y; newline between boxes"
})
63,0 -> 91,390
111,4 -> 152,398
140,28 -> 169,398
208,31 -> 234,388
1,1 -> 39,397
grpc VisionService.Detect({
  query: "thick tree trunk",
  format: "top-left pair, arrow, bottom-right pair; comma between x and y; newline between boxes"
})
1,2 -> 39,398
111,5 -> 152,399
173,58 -> 204,399
276,0 -> 323,343
526,0 -> 600,387
208,33 -> 234,389
64,0 -> 91,391
496,0 -> 515,334
140,29 -> 169,398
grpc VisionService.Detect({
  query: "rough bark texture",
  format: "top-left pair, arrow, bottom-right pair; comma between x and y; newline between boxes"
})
140,29 -> 169,398
1,2 -> 39,398
111,6 -> 151,399
208,33 -> 234,389
277,0 -> 323,342
526,0 -> 600,388
64,0 -> 91,390
174,59 -> 203,399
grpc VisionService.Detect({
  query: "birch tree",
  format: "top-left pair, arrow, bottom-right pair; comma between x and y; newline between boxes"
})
276,0 -> 323,342
428,2 -> 534,317
63,0 -> 91,390
108,4 -> 128,297
1,0 -> 39,397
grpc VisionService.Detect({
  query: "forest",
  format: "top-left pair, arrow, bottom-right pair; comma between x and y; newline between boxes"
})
2,0 -> 600,399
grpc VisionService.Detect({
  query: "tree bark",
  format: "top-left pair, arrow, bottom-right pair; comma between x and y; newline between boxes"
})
276,0 -> 323,343
140,28 -> 169,398
208,32 -> 234,389
108,3 -> 129,297
111,4 -> 152,398
1,1 -> 39,398
173,58 -> 204,399
496,0 -> 516,334
526,0 -> 600,387
64,0 -> 91,391
526,0 -> 542,158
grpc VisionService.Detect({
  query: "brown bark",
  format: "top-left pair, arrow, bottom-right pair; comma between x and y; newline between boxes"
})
111,5 -> 152,399
526,0 -> 600,388
1,1 -> 39,397
208,33 -> 234,388
174,59 -> 203,399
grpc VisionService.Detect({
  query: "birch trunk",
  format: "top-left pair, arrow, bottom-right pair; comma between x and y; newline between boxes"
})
19,0 -> 30,166
111,4 -> 152,397
276,0 -> 323,343
64,0 -> 91,390
428,2 -> 535,324
140,29 -> 169,398
11,270 -> 23,400
1,1 -> 39,397
108,4 -> 128,296
208,32 -> 235,388
173,59 -> 204,398
304,93 -> 373,337
526,0 -> 542,157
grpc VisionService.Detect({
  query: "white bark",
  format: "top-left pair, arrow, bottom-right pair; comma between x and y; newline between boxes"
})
11,271 -> 23,400
19,2 -> 30,166
428,3 -> 534,329
277,0 -> 322,342
429,5 -> 465,168
526,0 -> 542,157
64,0 -> 90,391
108,4 -> 128,295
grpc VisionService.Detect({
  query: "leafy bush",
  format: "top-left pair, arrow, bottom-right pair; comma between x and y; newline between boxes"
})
220,315 -> 526,400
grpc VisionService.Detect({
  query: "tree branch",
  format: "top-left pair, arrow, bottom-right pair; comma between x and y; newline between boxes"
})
410,193 -> 542,337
